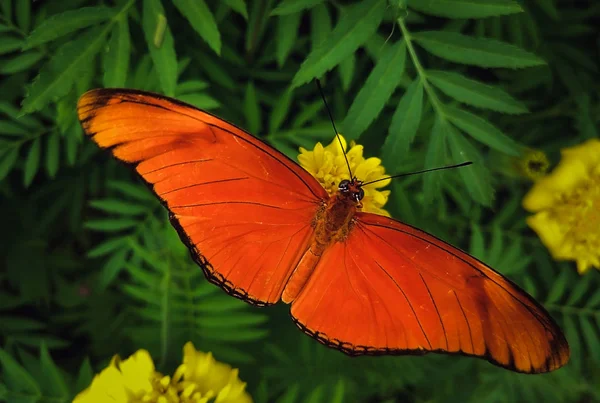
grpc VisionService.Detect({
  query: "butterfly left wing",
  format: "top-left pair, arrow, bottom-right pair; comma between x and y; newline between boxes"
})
290,212 -> 570,373
78,89 -> 328,306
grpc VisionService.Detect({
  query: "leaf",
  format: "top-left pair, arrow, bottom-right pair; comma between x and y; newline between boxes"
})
87,237 -> 129,258
445,124 -> 493,206
0,120 -> 28,136
0,147 -> 19,181
90,199 -> 149,215
0,36 -> 23,55
143,0 -> 178,96
0,349 -> 40,396
74,358 -> 93,395
292,0 -> 386,87
423,116 -> 447,203
23,138 -> 41,187
310,3 -> 331,49
426,70 -> 527,114
107,181 -> 155,201
444,105 -> 521,156
39,344 -> 69,399
85,219 -> 140,232
177,93 -> 220,110
545,270 -> 568,304
342,41 -> 406,140
276,13 -> 301,67
382,78 -> 423,163
269,88 -> 294,133
45,130 -> 59,178
99,248 -> 128,289
338,53 -> 355,92
21,27 -> 107,114
177,80 -> 209,94
271,0 -> 325,15
0,51 -> 44,75
103,16 -> 131,87
23,7 -> 115,50
173,0 -> 221,55
412,31 -> 545,69
244,82 -> 261,134
15,0 -> 30,32
225,0 -> 248,20
407,0 -> 522,18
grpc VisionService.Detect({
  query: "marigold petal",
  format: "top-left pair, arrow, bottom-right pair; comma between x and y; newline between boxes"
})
117,349 -> 155,395
523,160 -> 589,211
73,365 -> 128,403
526,212 -> 566,257
561,139 -> 600,168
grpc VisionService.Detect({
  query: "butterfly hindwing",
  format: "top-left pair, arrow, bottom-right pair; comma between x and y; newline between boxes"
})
290,212 -> 570,373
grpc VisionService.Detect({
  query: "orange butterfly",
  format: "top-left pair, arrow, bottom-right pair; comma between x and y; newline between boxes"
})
77,88 -> 569,373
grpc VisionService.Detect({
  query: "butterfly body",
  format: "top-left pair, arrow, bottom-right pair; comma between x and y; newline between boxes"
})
282,186 -> 359,303
78,88 -> 569,373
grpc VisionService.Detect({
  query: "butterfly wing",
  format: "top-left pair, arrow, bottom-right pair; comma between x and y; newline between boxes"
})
78,89 -> 328,305
290,212 -> 569,373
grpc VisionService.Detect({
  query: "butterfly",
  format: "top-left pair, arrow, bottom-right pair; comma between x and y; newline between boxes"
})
77,88 -> 569,374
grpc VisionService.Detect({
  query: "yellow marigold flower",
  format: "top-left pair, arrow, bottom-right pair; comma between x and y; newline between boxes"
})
298,134 -> 391,216
523,139 -> 600,274
74,342 -> 252,403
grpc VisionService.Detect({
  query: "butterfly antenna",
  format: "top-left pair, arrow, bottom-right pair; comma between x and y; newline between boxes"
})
362,161 -> 473,186
316,79 -> 353,178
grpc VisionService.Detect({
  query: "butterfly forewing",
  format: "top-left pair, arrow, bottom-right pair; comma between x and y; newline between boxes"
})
78,89 -> 327,305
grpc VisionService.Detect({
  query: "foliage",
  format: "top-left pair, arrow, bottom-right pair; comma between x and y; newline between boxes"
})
0,0 -> 599,402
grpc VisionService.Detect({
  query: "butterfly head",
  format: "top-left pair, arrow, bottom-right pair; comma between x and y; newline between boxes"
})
338,178 -> 364,203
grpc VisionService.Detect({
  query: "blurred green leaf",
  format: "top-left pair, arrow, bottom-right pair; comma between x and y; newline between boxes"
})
21,27 -> 107,114
382,78 -> 423,163
244,81 -> 261,134
427,70 -> 527,114
173,0 -> 221,55
444,105 -> 521,156
39,344 -> 69,399
276,13 -> 301,67
338,53 -> 355,92
271,0 -> 324,15
310,3 -> 331,49
15,0 -> 30,33
45,130 -> 59,178
412,31 -> 546,68
0,147 -> 20,181
23,6 -> 115,50
0,36 -> 23,55
23,137 -> 41,187
445,124 -> 493,206
143,0 -> 178,96
225,0 -> 248,20
0,50 -> 44,75
0,349 -> 40,398
293,0 -> 386,87
343,41 -> 406,139
408,0 -> 522,18
103,16 -> 131,88
269,88 -> 294,133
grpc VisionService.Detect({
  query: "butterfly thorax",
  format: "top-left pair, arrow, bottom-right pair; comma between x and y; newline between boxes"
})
281,180 -> 361,303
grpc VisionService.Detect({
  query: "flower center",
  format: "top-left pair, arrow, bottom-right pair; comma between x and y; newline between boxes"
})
556,173 -> 600,256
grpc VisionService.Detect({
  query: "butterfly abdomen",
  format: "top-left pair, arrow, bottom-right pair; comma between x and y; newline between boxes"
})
281,193 -> 357,303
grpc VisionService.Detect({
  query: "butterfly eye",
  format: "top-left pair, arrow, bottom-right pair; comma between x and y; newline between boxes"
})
338,180 -> 350,191
356,188 -> 364,201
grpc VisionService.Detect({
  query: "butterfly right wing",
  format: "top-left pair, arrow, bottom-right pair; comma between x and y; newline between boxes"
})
78,89 -> 329,305
290,213 -> 569,373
